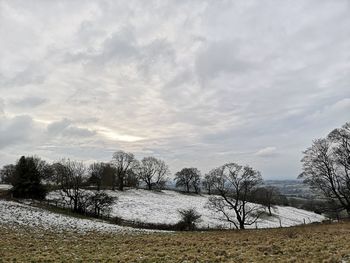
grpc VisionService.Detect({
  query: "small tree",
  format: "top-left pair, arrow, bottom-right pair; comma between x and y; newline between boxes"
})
111,151 -> 137,191
86,191 -> 115,217
125,169 -> 139,188
174,167 -> 201,193
88,162 -> 110,191
177,208 -> 202,231
0,164 -> 16,184
11,156 -> 47,199
208,163 -> 263,229
137,157 -> 169,190
53,159 -> 88,213
100,163 -> 116,189
202,171 -> 217,195
252,186 -> 279,216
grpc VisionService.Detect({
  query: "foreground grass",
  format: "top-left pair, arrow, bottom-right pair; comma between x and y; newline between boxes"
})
1,222 -> 350,262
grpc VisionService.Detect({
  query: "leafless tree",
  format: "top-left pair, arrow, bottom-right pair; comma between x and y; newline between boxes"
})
174,167 -> 201,193
53,159 -> 88,213
202,170 -> 218,195
300,122 -> 350,215
111,151 -> 137,191
136,157 -> 169,190
32,156 -> 54,182
252,186 -> 280,216
88,162 -> 116,191
0,164 -> 16,184
208,163 -> 263,229
86,191 -> 115,217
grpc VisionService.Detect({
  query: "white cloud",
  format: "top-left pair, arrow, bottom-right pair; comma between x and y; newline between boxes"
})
255,147 -> 278,158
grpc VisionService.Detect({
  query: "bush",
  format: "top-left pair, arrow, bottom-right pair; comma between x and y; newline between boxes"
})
86,191 -> 115,217
176,208 -> 202,231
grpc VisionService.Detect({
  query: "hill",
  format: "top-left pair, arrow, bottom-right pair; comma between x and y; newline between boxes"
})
99,189 -> 323,229
1,220 -> 349,262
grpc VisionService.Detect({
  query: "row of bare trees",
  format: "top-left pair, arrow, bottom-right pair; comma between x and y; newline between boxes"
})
1,151 -> 285,229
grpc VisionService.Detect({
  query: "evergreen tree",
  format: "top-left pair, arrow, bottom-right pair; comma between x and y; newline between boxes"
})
11,156 -> 47,199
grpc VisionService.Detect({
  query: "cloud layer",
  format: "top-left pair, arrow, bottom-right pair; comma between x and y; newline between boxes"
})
1,0 -> 350,179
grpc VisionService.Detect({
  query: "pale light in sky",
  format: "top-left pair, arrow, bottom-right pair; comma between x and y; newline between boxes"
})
1,0 -> 350,179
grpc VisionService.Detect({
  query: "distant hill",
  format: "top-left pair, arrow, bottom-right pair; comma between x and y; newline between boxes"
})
263,180 -> 318,199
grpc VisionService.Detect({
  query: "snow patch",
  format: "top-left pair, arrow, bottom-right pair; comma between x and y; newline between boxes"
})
0,200 -> 156,233
0,184 -> 12,190
105,189 -> 325,229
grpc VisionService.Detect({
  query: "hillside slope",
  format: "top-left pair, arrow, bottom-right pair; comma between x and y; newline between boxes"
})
0,199 -> 150,233
1,221 -> 349,262
106,189 -> 325,229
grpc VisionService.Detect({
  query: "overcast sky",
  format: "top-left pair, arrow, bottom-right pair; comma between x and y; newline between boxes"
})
1,0 -> 350,179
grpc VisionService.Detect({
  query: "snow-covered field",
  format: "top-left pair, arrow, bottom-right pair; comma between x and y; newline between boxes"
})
104,189 -> 325,229
0,200 -> 152,233
0,184 -> 12,190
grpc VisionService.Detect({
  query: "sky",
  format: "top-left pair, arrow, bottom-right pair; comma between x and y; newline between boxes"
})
0,0 -> 350,180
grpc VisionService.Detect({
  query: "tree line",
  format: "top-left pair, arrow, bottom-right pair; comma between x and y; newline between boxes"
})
0,150 -> 288,229
1,122 -> 349,229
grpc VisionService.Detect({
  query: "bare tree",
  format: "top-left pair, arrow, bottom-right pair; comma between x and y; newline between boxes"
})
88,162 -> 111,191
86,191 -> 115,218
174,167 -> 201,193
53,159 -> 88,213
32,156 -> 54,182
300,123 -> 350,215
125,169 -> 139,188
202,170 -> 218,195
111,151 -> 137,191
252,186 -> 280,216
136,157 -> 169,190
0,164 -> 16,184
208,163 -> 263,229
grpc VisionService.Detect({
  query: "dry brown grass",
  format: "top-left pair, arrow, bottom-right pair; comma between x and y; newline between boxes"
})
1,222 -> 350,262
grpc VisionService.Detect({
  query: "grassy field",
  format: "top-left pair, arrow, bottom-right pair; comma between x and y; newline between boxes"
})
1,222 -> 350,262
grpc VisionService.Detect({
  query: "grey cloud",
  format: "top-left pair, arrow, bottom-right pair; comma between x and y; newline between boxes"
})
47,119 -> 96,138
0,115 -> 34,149
195,41 -> 256,81
1,0 -> 350,179
0,65 -> 47,89
12,96 -> 47,108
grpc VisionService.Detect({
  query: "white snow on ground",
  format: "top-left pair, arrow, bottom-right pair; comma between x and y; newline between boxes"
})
0,200 -> 153,233
0,184 -> 12,190
103,189 -> 325,229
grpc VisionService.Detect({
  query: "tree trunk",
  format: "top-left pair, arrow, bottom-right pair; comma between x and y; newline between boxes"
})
239,222 -> 245,229
268,205 -> 272,216
118,180 -> 124,191
346,207 -> 350,217
73,199 -> 78,212
112,176 -> 116,191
